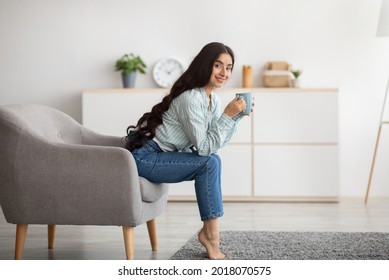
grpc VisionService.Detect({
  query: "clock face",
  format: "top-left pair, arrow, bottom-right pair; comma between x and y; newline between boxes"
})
153,58 -> 184,88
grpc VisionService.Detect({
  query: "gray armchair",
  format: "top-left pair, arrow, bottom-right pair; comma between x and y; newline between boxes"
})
0,104 -> 168,260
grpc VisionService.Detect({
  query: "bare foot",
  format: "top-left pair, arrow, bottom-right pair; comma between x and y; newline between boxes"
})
198,228 -> 225,259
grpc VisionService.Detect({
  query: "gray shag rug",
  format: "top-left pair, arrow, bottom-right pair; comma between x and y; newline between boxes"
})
170,231 -> 389,260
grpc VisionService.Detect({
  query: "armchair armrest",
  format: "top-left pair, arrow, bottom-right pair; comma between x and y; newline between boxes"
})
80,126 -> 125,148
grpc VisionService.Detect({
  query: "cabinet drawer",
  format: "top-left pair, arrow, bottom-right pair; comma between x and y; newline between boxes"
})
254,145 -> 338,197
253,92 -> 338,143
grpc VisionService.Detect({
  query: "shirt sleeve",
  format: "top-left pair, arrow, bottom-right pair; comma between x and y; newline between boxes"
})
211,97 -> 241,148
176,91 -> 238,156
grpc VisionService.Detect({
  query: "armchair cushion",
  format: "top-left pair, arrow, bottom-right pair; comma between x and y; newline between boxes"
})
140,177 -> 168,203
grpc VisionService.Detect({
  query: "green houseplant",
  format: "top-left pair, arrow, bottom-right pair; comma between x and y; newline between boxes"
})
291,70 -> 301,78
115,53 -> 147,88
291,69 -> 302,88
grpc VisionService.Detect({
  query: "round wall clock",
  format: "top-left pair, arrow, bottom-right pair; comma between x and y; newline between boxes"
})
153,58 -> 185,88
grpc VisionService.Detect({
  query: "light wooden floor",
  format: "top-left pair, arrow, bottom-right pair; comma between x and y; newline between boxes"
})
1,198 -> 389,260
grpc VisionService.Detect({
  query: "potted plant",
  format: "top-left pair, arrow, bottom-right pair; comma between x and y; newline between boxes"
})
115,53 -> 147,88
291,69 -> 302,88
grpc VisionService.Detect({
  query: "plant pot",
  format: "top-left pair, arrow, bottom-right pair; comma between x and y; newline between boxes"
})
293,78 -> 300,88
121,72 -> 137,88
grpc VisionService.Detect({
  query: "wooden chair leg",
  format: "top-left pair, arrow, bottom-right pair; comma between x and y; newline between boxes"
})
48,224 -> 56,249
122,226 -> 135,260
15,224 -> 28,260
147,219 -> 158,251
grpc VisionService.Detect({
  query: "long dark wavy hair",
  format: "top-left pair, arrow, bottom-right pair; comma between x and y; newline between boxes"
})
124,42 -> 235,151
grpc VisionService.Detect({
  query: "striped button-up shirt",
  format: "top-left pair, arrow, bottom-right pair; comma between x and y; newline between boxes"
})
155,87 -> 241,156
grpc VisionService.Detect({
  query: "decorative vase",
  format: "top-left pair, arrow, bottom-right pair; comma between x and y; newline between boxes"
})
242,65 -> 253,88
122,72 -> 137,88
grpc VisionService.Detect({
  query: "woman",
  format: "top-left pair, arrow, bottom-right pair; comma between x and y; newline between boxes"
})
125,42 -> 248,259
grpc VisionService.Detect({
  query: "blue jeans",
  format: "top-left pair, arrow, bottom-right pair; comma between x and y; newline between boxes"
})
130,139 -> 224,221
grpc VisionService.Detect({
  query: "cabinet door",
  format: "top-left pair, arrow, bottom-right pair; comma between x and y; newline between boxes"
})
169,181 -> 196,197
82,92 -> 166,136
218,145 -> 252,196
254,92 -> 338,143
218,92 -> 251,143
254,145 -> 338,197
168,145 -> 252,198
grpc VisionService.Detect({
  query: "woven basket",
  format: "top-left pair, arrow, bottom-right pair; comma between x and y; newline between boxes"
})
262,61 -> 294,87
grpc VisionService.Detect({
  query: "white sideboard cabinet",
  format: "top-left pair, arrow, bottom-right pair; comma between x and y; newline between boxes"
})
83,88 -> 338,202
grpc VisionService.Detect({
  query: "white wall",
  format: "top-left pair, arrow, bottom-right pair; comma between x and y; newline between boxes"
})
1,0 -> 388,198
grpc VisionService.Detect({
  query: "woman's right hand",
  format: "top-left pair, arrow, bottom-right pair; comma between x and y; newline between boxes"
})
223,96 -> 246,117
